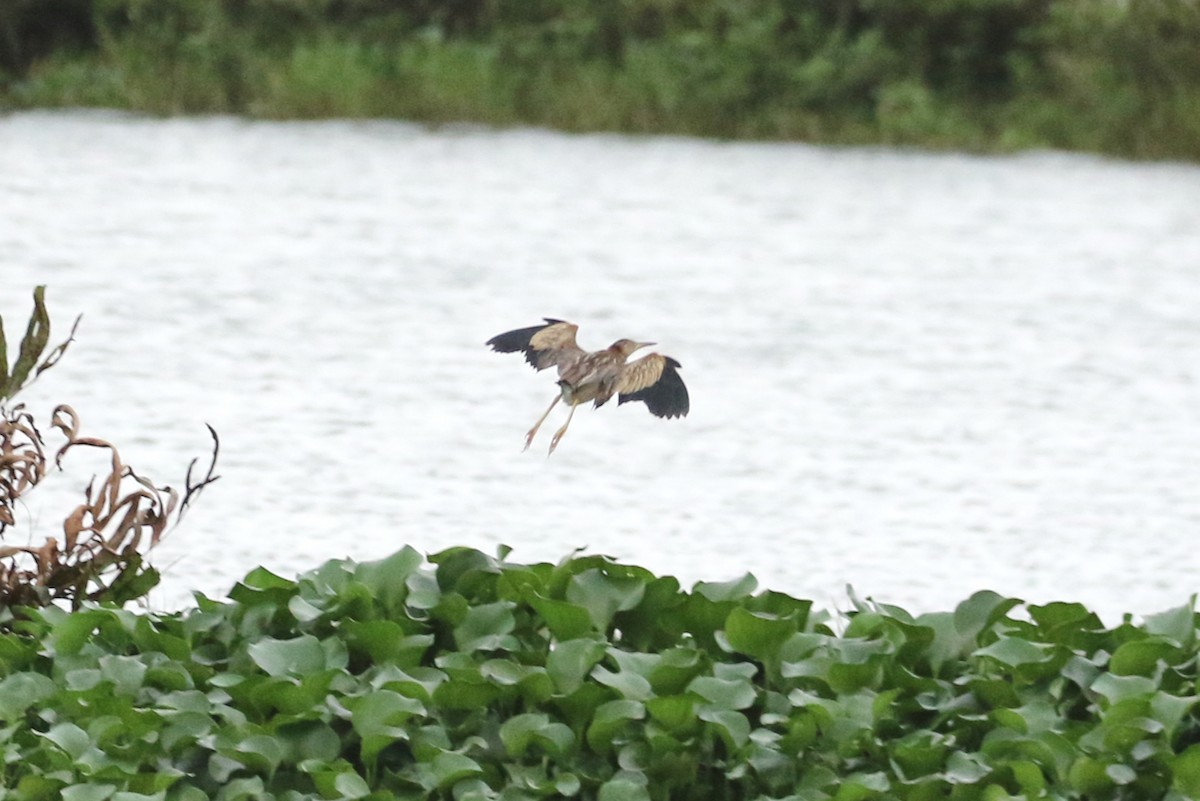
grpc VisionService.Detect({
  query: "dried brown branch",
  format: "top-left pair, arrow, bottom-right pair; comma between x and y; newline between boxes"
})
0,404 -> 50,534
0,402 -> 221,610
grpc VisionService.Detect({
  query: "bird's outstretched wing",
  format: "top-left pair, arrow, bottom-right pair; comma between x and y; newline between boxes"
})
617,354 -> 690,419
486,318 -> 583,371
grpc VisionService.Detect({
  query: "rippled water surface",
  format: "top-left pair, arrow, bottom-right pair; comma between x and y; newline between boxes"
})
3,110 -> 1199,618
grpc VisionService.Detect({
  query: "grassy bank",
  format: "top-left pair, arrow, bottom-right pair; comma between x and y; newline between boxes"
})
1,0 -> 1199,160
3,546 -> 1200,799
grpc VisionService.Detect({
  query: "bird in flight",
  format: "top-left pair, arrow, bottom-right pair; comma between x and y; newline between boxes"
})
487,318 -> 690,454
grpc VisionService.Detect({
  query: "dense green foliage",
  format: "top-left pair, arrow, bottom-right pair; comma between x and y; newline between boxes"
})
2,546 -> 1200,799
1,0 -> 1199,159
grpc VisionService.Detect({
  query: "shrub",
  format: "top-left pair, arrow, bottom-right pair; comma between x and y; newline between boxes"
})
0,286 -> 218,610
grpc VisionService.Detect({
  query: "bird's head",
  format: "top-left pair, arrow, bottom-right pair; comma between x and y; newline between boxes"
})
610,339 -> 655,357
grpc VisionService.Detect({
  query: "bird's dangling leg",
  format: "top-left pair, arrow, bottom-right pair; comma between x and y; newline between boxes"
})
548,404 -> 577,455
524,395 -> 561,451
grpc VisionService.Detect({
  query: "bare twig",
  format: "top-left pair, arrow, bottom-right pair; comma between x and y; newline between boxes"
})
1,399 -> 220,609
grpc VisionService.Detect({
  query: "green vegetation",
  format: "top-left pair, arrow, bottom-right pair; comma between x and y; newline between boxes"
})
3,545 -> 1200,799
2,0 -> 1199,160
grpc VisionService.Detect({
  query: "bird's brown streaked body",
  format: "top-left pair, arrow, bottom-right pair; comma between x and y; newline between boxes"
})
486,318 -> 690,454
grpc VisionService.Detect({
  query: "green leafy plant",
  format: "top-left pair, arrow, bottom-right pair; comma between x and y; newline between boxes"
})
0,284 -> 78,404
2,545 -> 1197,799
0,286 -> 219,610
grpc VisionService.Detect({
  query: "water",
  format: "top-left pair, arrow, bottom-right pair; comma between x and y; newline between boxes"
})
2,109 -> 1199,619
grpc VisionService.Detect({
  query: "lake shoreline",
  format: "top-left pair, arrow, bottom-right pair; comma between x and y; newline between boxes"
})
2,0 -> 1199,163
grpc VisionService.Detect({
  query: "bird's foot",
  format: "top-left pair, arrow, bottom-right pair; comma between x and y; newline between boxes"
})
523,428 -> 538,451
548,431 -> 566,455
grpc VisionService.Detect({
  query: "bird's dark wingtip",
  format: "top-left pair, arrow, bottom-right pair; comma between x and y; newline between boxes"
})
618,358 -> 689,419
486,324 -> 541,353
488,320 -> 573,370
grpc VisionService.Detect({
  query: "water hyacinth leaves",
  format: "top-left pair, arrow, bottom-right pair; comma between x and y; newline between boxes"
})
499,713 -> 574,758
2,545 -> 1200,799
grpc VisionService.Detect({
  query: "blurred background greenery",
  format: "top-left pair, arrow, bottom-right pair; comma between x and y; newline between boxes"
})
2,0 -> 1198,160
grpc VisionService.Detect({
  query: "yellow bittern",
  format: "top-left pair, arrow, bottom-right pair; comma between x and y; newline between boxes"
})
487,318 -> 690,454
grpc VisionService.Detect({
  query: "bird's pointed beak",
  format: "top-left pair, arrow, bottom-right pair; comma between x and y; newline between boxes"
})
638,341 -> 656,350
